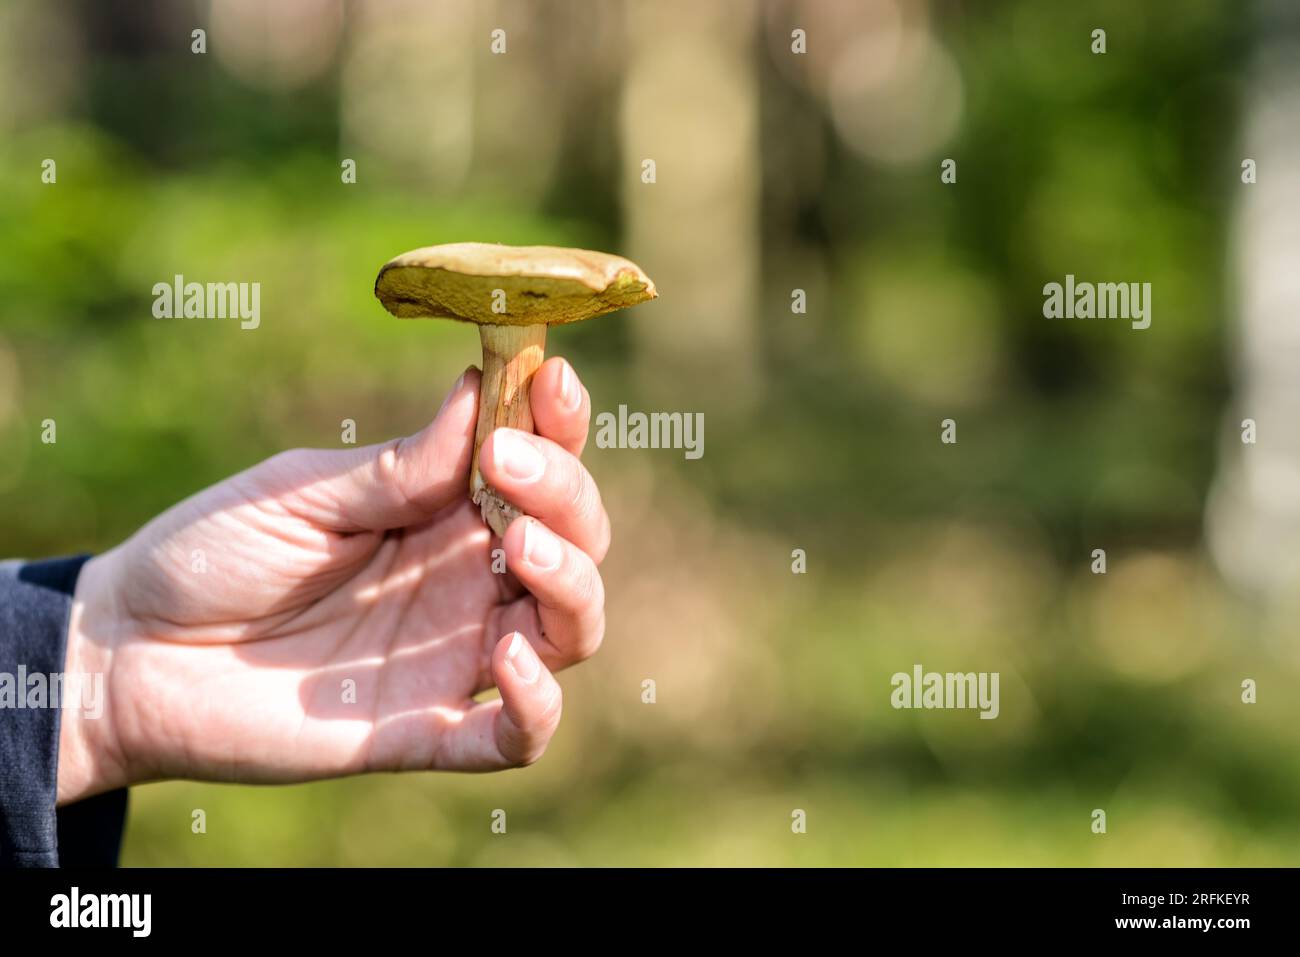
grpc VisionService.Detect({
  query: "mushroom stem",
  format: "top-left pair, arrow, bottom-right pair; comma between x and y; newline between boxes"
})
471,322 -> 548,536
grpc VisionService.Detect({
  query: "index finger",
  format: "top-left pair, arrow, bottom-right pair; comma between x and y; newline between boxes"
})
530,357 -> 590,457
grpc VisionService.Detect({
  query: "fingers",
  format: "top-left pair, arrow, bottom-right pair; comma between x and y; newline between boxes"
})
268,357 -> 594,536
490,359 -> 607,670
479,428 -> 611,563
265,369 -> 481,532
530,357 -> 590,456
490,632 -> 563,765
446,633 -> 563,770
497,517 -> 606,668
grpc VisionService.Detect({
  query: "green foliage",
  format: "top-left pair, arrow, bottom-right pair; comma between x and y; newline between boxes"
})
2,0 -> 1292,865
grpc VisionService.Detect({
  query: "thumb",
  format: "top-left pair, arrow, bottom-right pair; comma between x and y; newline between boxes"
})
261,368 -> 480,531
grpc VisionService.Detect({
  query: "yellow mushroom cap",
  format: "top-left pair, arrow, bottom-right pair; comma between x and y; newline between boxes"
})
374,242 -> 656,326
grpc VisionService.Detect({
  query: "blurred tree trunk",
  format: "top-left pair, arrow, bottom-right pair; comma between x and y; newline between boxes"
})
620,0 -> 760,410
341,0 -> 474,192
1208,0 -> 1300,599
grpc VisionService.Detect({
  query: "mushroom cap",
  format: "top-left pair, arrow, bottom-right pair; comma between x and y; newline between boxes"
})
374,242 -> 656,326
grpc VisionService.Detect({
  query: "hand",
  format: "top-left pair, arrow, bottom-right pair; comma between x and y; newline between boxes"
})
57,359 -> 610,804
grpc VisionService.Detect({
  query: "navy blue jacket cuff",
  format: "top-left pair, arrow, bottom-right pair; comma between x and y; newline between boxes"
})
0,556 -> 128,867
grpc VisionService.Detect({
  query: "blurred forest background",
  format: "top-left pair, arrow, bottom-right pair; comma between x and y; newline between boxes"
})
2,0 -> 1299,865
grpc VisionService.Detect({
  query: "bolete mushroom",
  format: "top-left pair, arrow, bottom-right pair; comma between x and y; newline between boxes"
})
374,242 -> 656,536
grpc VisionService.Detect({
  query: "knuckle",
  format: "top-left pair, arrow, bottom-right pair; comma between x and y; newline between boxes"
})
575,610 -> 606,662
563,458 -> 592,515
594,508 -> 612,562
537,685 -> 564,731
575,562 -> 605,616
516,742 -> 547,767
376,437 -> 406,489
558,460 -> 606,544
371,438 -> 415,512
516,690 -> 563,766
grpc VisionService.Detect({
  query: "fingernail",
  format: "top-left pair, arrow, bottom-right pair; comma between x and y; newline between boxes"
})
558,360 -> 580,412
493,430 -> 545,483
504,632 -> 539,683
523,519 -> 562,571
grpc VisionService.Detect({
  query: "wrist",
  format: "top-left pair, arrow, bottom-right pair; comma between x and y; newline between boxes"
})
57,551 -> 132,805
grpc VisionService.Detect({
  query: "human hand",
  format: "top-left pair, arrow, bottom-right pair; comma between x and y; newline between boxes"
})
57,359 -> 609,803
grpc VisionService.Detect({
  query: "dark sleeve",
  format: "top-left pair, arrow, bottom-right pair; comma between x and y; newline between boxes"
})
0,556 -> 128,867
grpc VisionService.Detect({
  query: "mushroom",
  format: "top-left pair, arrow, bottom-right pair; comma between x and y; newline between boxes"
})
374,242 -> 656,536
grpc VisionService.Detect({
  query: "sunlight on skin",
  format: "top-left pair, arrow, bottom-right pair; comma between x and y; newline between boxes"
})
351,527 -> 489,605
56,359 -> 604,802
